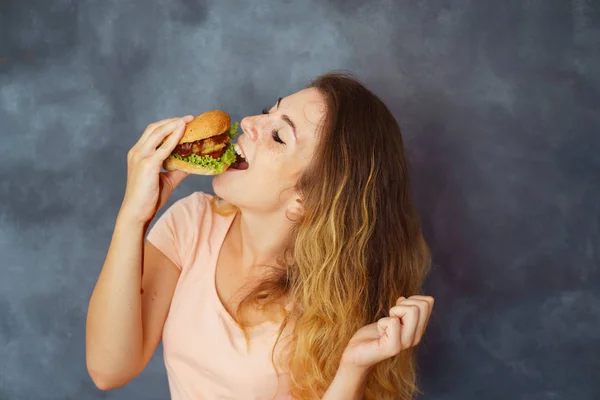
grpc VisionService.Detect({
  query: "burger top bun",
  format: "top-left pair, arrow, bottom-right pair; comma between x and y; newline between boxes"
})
180,110 -> 231,144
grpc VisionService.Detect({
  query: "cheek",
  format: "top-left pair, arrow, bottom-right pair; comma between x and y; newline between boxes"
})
251,156 -> 299,185
257,134 -> 283,157
254,139 -> 286,169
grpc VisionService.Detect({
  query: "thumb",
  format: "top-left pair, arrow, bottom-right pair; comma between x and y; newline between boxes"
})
162,170 -> 189,189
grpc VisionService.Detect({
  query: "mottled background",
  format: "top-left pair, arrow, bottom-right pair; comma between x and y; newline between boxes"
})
1,0 -> 599,399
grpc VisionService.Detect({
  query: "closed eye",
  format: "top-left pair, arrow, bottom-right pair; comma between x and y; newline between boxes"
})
262,108 -> 286,145
272,131 -> 285,144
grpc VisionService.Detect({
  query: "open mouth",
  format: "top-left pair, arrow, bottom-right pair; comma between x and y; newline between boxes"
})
229,143 -> 249,170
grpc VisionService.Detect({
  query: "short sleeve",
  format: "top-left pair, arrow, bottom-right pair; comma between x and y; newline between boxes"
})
146,192 -> 210,271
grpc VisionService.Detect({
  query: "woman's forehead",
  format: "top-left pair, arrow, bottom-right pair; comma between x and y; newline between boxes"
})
282,88 -> 326,137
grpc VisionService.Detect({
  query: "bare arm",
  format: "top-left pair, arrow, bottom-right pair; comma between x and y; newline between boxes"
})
322,368 -> 369,400
85,212 -> 181,390
85,115 -> 193,390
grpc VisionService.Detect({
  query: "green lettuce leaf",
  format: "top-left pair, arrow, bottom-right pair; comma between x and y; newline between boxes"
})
228,121 -> 239,139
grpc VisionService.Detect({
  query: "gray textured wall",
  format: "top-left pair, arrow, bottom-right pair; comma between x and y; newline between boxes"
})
1,1 -> 599,399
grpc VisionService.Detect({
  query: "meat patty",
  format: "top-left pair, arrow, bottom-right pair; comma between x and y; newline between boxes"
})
172,133 -> 230,158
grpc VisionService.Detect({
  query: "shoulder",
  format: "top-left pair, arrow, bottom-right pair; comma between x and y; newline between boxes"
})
150,191 -> 216,239
168,191 -> 215,218
147,191 -> 219,270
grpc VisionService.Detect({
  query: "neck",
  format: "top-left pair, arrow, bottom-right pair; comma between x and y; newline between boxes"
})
231,207 -> 293,270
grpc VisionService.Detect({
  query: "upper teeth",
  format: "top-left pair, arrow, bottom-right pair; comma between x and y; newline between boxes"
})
234,143 -> 244,157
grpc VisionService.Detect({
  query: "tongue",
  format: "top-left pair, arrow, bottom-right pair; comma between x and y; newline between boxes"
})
231,152 -> 249,170
235,161 -> 249,170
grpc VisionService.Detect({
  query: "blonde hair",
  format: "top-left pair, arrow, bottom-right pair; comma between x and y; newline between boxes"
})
210,71 -> 431,399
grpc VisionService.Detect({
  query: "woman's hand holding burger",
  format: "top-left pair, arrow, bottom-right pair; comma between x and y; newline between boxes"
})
118,115 -> 195,225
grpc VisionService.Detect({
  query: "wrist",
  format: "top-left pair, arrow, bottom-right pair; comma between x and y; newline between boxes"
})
323,365 -> 370,400
336,364 -> 371,382
116,209 -> 151,231
117,203 -> 152,226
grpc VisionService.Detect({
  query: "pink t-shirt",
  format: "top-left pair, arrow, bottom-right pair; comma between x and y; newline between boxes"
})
146,192 -> 292,400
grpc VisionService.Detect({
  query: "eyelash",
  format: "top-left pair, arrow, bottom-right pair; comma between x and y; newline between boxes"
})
262,108 -> 286,145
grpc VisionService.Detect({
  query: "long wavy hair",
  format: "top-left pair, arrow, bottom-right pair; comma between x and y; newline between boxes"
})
210,71 -> 431,400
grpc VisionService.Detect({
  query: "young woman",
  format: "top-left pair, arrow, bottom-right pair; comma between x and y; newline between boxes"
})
86,72 -> 434,400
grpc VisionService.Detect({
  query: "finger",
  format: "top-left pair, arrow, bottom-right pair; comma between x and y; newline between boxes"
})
392,299 -> 431,346
161,170 -> 189,189
139,115 -> 194,145
395,296 -> 406,306
139,117 -> 179,145
405,296 -> 435,339
393,300 -> 427,345
389,304 -> 419,349
153,115 -> 196,149
152,122 -> 187,161
377,317 -> 402,356
146,119 -> 186,156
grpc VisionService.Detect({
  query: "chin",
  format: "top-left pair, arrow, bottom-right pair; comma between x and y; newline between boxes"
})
211,173 -> 235,202
211,173 -> 250,208
212,179 -> 273,213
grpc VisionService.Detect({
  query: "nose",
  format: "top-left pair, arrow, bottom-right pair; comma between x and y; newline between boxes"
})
240,116 -> 259,141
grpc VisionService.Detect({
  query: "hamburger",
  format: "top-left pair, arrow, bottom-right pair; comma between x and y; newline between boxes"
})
162,110 -> 249,174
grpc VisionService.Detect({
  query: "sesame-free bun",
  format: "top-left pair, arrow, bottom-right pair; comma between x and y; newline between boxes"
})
162,157 -> 220,175
180,110 -> 231,143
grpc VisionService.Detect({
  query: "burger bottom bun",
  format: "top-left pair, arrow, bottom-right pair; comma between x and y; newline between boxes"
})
162,157 -> 229,175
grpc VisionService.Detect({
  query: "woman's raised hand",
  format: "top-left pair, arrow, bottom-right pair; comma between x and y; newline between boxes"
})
119,115 -> 195,224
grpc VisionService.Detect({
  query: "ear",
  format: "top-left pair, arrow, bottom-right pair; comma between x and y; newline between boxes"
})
287,197 -> 304,220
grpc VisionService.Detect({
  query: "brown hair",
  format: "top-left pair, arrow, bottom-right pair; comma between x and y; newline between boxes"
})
211,71 -> 431,399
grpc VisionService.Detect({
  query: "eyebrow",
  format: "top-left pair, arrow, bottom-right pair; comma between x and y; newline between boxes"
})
276,97 -> 297,140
